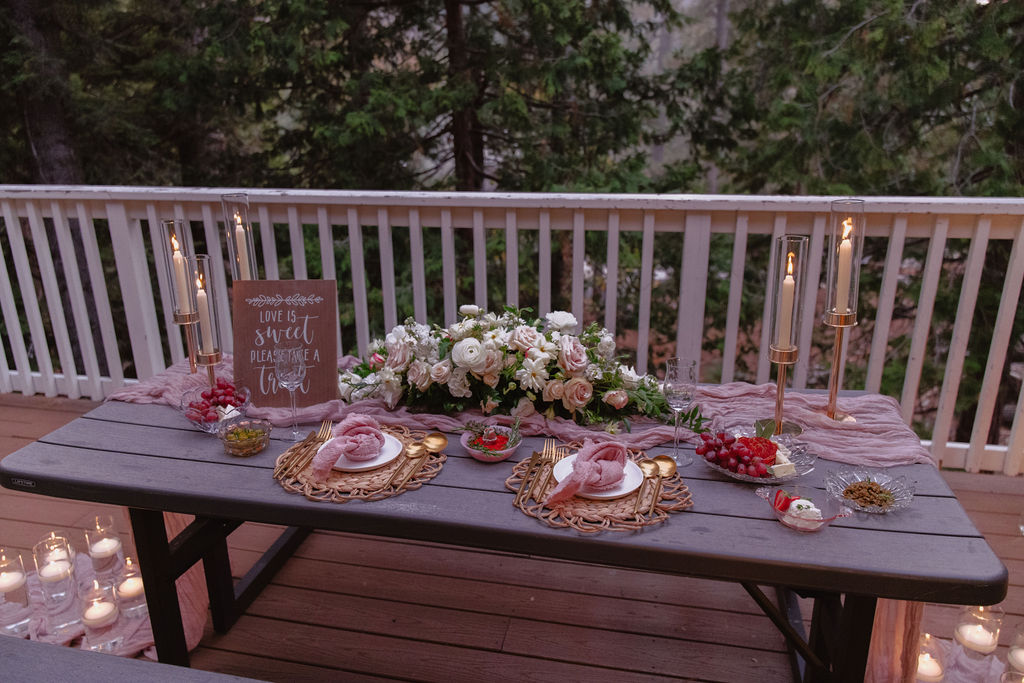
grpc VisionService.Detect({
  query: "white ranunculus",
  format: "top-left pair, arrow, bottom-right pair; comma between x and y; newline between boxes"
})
430,359 -> 452,384
544,311 -> 578,334
619,366 -> 642,390
515,356 -> 549,392
597,333 -> 616,360
451,338 -> 489,373
511,396 -> 536,418
448,368 -> 473,398
459,304 -> 481,317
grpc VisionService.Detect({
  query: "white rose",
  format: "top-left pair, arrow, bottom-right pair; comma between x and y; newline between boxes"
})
511,396 -> 536,418
430,359 -> 453,384
545,311 -> 578,334
515,356 -> 549,392
459,304 -> 481,317
452,338 -> 489,373
377,367 -> 404,408
448,368 -> 473,398
446,320 -> 473,341
407,359 -> 432,392
619,366 -> 642,390
597,333 -> 616,360
509,325 -> 544,352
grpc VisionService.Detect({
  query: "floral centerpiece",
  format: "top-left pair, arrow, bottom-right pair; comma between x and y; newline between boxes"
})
338,306 -> 670,427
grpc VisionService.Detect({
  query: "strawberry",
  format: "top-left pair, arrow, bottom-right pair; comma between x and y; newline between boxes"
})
738,436 -> 777,466
773,489 -> 797,511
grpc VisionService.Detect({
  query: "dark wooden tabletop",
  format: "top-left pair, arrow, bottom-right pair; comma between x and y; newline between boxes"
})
1,401 -> 1007,606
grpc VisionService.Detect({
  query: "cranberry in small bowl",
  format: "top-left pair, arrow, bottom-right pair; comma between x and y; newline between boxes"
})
180,381 -> 251,433
460,422 -> 522,463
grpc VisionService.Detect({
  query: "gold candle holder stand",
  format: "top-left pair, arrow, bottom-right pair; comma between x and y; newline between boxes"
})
767,347 -> 802,436
824,311 -> 858,423
196,351 -> 222,387
172,312 -> 200,374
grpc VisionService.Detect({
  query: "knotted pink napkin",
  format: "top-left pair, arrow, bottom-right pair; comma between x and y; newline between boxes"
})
546,439 -> 628,504
311,415 -> 386,480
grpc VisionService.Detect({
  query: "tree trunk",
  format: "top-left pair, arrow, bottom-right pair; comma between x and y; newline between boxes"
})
445,0 -> 483,190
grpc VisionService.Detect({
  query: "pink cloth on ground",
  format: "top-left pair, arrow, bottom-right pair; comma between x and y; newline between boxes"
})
546,439 -> 628,504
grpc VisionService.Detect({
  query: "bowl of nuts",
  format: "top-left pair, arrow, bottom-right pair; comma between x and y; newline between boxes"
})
824,470 -> 915,514
217,417 -> 272,457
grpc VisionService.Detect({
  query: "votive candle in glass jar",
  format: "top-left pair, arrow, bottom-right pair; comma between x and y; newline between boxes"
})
32,535 -> 80,636
954,605 -> 1002,658
81,580 -> 123,652
0,548 -> 31,637
85,514 -> 123,584
915,632 -> 944,682
1007,623 -> 1024,674
116,556 -> 147,619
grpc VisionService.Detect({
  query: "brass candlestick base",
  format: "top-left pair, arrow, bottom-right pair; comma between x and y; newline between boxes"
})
196,350 -> 222,387
172,312 -> 200,374
825,324 -> 857,423
763,347 -> 803,437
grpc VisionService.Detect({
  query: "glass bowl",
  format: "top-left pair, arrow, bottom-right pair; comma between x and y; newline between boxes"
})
700,429 -> 816,484
756,485 -> 851,532
180,384 -> 250,433
824,469 -> 914,514
460,428 -> 521,463
217,417 -> 272,457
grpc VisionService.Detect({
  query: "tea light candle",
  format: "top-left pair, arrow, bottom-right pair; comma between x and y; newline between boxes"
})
117,576 -> 144,600
0,569 -> 25,593
915,651 -> 943,682
955,623 -> 998,654
82,599 -> 118,628
89,536 -> 122,559
37,560 -> 71,583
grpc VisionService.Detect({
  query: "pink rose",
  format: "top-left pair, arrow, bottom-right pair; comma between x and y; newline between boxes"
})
430,359 -> 452,384
407,360 -> 432,392
557,336 -> 588,376
509,325 -> 543,353
385,341 -> 412,371
542,379 -> 565,402
603,390 -> 629,410
561,377 -> 593,412
481,397 -> 499,414
482,373 -> 500,388
369,352 -> 386,370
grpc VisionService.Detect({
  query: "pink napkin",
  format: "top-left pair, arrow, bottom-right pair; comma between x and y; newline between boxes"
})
311,415 -> 386,480
546,439 -> 628,504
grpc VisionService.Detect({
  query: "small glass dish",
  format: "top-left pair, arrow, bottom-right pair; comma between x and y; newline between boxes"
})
217,417 -> 271,457
700,426 -> 816,484
460,427 -> 521,463
824,469 -> 914,514
180,384 -> 250,433
756,485 -> 851,532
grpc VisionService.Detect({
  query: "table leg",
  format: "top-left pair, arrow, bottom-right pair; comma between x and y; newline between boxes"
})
129,508 -> 190,666
832,595 -> 876,682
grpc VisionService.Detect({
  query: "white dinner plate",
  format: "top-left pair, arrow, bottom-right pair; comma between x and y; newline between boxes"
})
551,454 -> 643,500
319,433 -> 403,472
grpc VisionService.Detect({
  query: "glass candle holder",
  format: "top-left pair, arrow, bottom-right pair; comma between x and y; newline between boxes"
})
824,198 -> 865,326
32,535 -> 80,636
160,219 -> 197,317
0,548 -> 31,637
85,514 -> 123,585
81,580 -> 122,652
188,254 -> 221,358
1002,673 -> 1024,683
221,193 -> 257,281
116,556 -> 147,619
769,234 -> 809,360
954,605 -> 1003,659
915,632 -> 945,682
1008,623 -> 1024,674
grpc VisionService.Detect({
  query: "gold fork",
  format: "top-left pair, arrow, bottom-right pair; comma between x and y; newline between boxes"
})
533,444 -> 567,503
514,439 -> 551,507
281,419 -> 333,479
273,430 -> 316,478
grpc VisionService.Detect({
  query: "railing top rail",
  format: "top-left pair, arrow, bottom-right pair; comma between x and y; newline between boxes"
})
4,185 -> 1024,215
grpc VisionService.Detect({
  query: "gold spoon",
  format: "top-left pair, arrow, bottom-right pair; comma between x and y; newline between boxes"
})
649,455 -> 678,515
634,459 -> 659,516
422,432 -> 448,454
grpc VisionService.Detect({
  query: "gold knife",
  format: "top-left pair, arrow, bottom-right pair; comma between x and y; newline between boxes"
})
514,445 -> 546,507
273,431 -> 316,478
391,445 -> 430,490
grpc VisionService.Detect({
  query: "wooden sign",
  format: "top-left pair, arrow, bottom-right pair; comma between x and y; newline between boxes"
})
232,280 -> 338,408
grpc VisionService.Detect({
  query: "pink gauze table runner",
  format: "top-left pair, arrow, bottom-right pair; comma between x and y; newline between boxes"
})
107,356 -> 934,679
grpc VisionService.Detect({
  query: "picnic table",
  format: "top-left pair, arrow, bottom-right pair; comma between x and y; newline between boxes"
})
0,400 -> 1008,682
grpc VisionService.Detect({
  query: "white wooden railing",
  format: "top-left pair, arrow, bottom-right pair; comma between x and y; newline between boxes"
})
1,186 -> 1022,475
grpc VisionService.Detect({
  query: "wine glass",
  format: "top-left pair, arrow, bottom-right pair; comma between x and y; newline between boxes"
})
663,358 -> 697,467
274,344 -> 307,441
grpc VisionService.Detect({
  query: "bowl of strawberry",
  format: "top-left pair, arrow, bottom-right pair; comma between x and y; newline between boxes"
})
180,380 -> 251,433
757,486 -> 850,532
696,429 -> 814,483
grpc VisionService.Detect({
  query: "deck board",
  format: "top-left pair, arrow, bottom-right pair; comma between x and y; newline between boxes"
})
1,392 -> 1020,680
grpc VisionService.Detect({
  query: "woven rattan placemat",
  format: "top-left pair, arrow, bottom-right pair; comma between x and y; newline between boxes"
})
504,447 -> 693,533
276,425 -> 446,503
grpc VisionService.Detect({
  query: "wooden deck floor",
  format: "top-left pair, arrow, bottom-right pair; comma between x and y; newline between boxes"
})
2,393 -> 1021,681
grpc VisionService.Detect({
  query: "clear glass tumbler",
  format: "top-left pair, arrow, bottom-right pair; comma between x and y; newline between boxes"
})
32,535 -> 80,636
0,548 -> 31,637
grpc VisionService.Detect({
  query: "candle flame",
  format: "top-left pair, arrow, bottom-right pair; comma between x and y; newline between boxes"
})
842,217 -> 854,240
126,557 -> 134,569
235,212 -> 243,229
93,579 -> 100,590
786,251 -> 795,276
170,234 -> 180,252
195,273 -> 205,291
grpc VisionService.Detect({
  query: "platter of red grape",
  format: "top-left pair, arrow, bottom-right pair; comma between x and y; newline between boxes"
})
180,380 -> 251,433
695,429 -> 815,483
